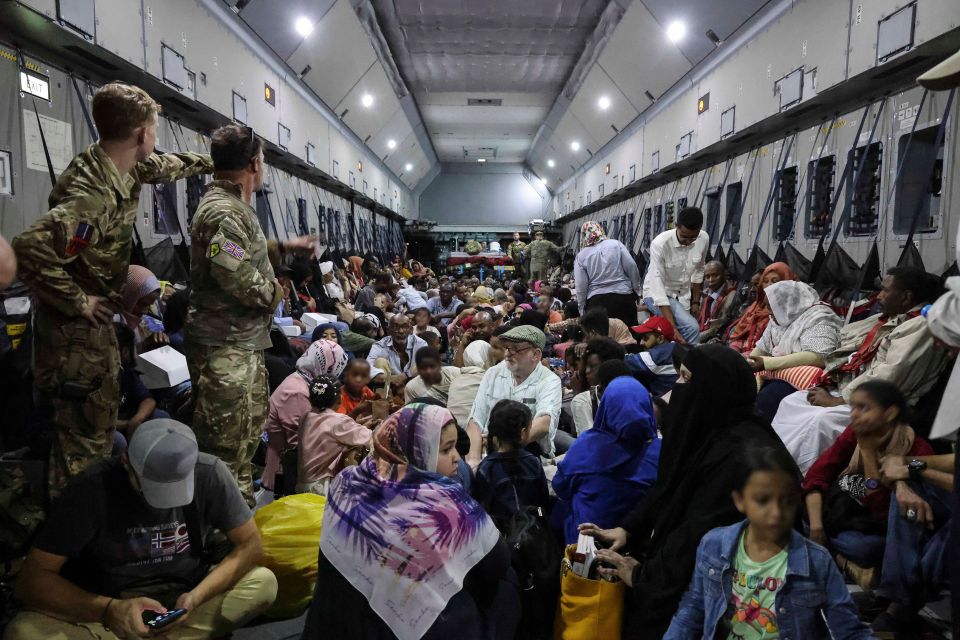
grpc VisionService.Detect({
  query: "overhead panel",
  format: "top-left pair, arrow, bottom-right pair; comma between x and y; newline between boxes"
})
549,111 -> 602,170
369,106 -> 416,162
239,0 -> 337,61
287,0 -> 378,112
596,1 -> 692,109
94,0 -> 145,67
336,61 -> 400,143
566,65 -> 639,150
849,0 -> 959,78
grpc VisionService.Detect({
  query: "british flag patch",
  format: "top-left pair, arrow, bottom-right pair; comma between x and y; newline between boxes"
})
222,240 -> 245,260
65,221 -> 94,256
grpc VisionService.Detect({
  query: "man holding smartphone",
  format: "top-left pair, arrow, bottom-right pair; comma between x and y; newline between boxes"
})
6,419 -> 277,639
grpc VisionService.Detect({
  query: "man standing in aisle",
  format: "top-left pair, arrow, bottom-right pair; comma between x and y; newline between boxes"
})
641,207 -> 709,345
523,230 -> 560,285
508,231 -> 527,281
185,124 -> 314,506
13,82 -> 213,496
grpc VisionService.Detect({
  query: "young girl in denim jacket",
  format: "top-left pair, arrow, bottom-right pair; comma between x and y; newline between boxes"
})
663,446 -> 875,640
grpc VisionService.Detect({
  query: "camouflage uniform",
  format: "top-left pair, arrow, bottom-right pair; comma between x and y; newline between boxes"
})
12,144 -> 212,495
523,238 -> 560,283
185,180 -> 283,506
508,240 -> 527,280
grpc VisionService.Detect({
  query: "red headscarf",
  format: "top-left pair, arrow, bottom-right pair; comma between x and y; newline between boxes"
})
726,262 -> 798,354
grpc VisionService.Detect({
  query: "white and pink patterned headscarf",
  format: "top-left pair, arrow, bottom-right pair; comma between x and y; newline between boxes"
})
321,403 -> 499,640
296,339 -> 348,380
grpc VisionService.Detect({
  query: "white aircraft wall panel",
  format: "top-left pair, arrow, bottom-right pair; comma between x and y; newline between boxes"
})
848,0 -> 960,79
278,88 -> 330,169
94,0 -> 145,68
338,61 -> 400,144
286,0 -> 378,113
18,0 -> 55,18
370,105 -> 416,163
548,112 -> 601,176
597,0 -> 692,107
567,65 -> 639,151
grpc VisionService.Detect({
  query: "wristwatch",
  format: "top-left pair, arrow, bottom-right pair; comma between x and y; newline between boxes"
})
865,477 -> 880,491
907,459 -> 928,482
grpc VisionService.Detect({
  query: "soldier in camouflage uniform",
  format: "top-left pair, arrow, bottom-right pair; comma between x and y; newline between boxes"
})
185,124 -> 314,506
507,231 -> 527,281
13,83 -> 212,497
523,230 -> 561,285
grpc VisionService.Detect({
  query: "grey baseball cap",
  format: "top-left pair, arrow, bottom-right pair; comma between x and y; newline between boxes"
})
128,419 -> 199,509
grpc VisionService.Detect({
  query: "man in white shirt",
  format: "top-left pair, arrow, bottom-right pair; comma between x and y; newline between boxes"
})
366,314 -> 427,390
467,326 -> 562,463
394,281 -> 428,313
642,207 -> 709,345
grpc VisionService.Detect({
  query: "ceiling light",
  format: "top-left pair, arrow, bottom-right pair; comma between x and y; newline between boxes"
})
539,177 -> 548,187
294,16 -> 313,37
547,159 -> 555,168
597,95 -> 611,110
361,93 -> 374,108
570,141 -> 581,152
666,20 -> 686,43
387,139 -> 397,150
404,163 -> 413,171
477,158 -> 486,163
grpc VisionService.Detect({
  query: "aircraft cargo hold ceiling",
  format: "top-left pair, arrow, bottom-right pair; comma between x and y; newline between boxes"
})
230,0 -> 773,187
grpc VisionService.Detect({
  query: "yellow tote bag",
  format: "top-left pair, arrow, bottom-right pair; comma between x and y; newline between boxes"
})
553,545 -> 626,640
254,493 -> 326,618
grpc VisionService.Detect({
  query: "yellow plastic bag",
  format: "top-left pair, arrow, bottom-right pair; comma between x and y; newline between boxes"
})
553,544 -> 625,640
254,493 -> 326,618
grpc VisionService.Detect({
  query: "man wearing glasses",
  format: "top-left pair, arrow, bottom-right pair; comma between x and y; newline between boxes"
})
467,325 -> 562,465
185,124 -> 315,507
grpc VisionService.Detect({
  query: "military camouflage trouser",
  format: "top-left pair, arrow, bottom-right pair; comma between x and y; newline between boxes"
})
34,315 -> 121,498
186,343 -> 268,507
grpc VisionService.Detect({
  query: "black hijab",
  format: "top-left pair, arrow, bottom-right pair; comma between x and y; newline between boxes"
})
621,345 -> 786,639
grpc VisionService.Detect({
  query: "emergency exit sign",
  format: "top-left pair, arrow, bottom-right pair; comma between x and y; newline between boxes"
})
264,83 -> 276,106
698,92 -> 710,114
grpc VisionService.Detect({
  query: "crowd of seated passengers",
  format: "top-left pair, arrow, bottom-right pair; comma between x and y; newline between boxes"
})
2,219 -> 956,640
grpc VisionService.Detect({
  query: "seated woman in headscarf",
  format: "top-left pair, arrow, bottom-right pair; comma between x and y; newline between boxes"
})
582,345 -> 792,640
301,403 -> 519,640
748,281 -> 843,419
119,265 -> 167,352
262,339 -> 349,493
552,376 -> 661,545
296,374 -> 375,496
724,262 -> 797,354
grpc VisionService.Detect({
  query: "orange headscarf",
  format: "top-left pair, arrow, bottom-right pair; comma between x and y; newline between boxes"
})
348,256 -> 365,286
726,262 -> 798,353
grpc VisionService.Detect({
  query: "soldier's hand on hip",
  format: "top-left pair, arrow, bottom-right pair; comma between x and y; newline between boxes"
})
81,295 -> 114,326
283,235 -> 318,256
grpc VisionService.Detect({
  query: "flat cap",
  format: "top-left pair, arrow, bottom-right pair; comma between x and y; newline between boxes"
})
499,325 -> 546,350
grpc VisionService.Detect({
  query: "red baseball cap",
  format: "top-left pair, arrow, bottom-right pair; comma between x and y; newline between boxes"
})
631,316 -> 676,341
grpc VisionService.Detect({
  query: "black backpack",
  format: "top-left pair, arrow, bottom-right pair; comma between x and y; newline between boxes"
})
488,480 -> 560,640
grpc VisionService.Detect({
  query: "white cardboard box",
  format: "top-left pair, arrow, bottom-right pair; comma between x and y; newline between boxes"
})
137,346 -> 190,390
280,324 -> 302,337
300,312 -> 338,332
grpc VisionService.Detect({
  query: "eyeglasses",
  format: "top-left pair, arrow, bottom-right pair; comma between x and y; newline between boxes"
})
503,344 -> 535,357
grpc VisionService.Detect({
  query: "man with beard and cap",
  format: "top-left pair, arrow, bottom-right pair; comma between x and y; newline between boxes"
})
6,419 -> 277,639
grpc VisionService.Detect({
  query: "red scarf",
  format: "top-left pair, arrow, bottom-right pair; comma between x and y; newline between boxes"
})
820,310 -> 921,385
699,283 -> 734,331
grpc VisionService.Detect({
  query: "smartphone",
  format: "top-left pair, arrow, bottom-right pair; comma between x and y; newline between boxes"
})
143,608 -> 188,630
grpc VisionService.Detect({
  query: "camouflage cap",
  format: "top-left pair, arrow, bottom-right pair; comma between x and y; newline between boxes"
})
499,324 -> 546,350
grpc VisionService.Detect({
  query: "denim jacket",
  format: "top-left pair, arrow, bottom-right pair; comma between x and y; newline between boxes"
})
664,521 -> 876,640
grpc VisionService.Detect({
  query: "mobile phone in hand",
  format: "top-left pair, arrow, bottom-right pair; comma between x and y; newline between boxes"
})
143,608 -> 188,630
